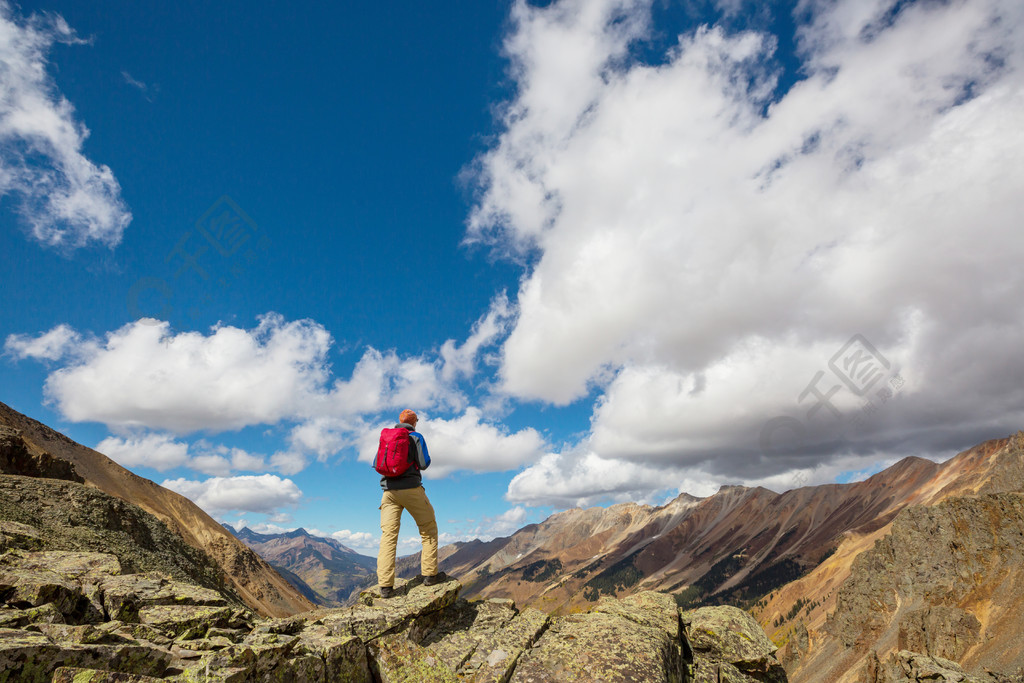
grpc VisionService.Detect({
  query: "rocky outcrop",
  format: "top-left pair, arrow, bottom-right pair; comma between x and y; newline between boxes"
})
827,493 -> 1024,652
0,426 -> 81,484
511,591 -> 681,682
0,402 -> 313,618
787,492 -> 1024,683
897,606 -> 980,662
0,475 -> 236,599
868,649 -> 1024,683
0,518 -> 787,682
683,605 -> 787,682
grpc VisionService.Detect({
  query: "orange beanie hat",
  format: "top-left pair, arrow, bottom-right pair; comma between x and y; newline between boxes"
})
399,409 -> 418,425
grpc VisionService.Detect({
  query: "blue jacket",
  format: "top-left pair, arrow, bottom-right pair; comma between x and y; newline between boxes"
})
379,422 -> 431,490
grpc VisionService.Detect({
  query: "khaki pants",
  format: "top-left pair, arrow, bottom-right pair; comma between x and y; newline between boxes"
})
377,486 -> 438,587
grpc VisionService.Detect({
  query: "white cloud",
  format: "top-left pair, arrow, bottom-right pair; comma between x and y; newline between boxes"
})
465,0 -> 1024,494
329,348 -> 463,416
4,324 -> 82,361
188,453 -> 232,477
477,506 -> 529,537
329,529 -> 377,550
0,1 -> 131,248
439,293 -> 513,382
95,433 -> 190,472
162,474 -> 302,515
12,314 -> 472,442
356,407 -> 548,477
288,418 -> 349,460
38,315 -> 332,432
120,70 -> 156,102
94,433 -> 268,477
10,313 -> 547,478
187,442 -> 263,476
436,506 -> 535,545
269,450 -> 308,476
506,450 -> 699,508
505,443 -> 912,508
230,448 -> 266,472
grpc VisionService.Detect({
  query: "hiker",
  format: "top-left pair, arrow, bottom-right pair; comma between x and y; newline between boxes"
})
375,409 -> 450,597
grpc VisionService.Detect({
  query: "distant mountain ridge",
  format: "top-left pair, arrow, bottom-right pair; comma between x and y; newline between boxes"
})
224,523 -> 376,606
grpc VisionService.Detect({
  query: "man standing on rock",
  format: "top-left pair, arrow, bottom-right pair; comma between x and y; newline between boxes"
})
376,409 -> 449,597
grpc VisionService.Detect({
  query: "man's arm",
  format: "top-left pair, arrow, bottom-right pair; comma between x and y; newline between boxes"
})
410,432 -> 430,470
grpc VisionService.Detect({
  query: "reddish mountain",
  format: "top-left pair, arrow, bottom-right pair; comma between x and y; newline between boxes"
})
384,435 -> 1023,627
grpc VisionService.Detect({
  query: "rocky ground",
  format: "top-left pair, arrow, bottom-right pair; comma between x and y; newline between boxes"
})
1,515 -> 792,682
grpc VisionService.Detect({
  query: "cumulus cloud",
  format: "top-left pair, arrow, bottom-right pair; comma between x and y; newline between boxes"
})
356,407 -> 548,477
94,433 -> 266,477
4,324 -> 82,361
36,315 -> 332,432
505,446 -> 900,509
268,450 -> 308,476
468,0 -> 1024,504
328,347 -> 464,417
328,529 -> 377,550
506,450 -> 695,508
8,313 -> 543,482
476,506 -> 529,537
0,1 -> 131,248
162,474 -> 302,515
190,442 -> 266,476
439,293 -> 513,382
96,433 -> 190,472
14,313 -> 468,437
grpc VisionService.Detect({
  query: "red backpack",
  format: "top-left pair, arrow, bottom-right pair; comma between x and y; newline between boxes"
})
375,427 -> 414,477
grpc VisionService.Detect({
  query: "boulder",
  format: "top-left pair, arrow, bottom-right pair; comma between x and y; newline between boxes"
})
368,593 -> 548,683
3,550 -> 122,580
293,627 -> 371,682
0,565 -> 83,616
0,627 -> 172,682
0,426 -> 82,483
0,601 -> 64,628
316,576 -> 461,641
138,605 -> 235,638
52,668 -> 165,682
511,591 -> 685,683
883,649 -> 988,683
0,520 -> 45,551
682,605 -> 787,683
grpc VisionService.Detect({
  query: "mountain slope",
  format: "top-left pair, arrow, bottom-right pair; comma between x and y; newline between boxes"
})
225,525 -> 376,605
382,434 -> 1023,624
0,400 -> 313,618
758,433 -> 1024,682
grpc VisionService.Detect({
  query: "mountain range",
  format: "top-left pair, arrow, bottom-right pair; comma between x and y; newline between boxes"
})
3,399 -> 1024,681
223,523 -> 376,606
376,432 -> 1024,681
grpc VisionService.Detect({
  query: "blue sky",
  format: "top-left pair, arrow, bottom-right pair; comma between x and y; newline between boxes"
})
3,0 -> 1023,555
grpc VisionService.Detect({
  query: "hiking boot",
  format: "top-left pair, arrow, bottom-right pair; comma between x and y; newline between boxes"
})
422,572 -> 451,586
379,586 -> 396,598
